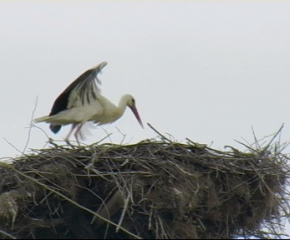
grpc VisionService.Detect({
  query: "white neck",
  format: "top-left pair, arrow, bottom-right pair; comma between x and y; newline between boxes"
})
117,95 -> 129,117
103,94 -> 132,123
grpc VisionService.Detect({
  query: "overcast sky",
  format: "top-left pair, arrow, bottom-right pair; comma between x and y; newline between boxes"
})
0,0 -> 290,236
1,1 -> 290,153
1,1 -> 290,155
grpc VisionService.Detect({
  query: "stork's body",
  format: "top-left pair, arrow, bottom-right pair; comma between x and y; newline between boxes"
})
34,62 -> 143,145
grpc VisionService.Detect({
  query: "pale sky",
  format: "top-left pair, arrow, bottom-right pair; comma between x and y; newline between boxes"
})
0,0 -> 290,234
1,1 -> 290,151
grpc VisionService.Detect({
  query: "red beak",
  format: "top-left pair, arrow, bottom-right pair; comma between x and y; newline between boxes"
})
130,106 -> 144,128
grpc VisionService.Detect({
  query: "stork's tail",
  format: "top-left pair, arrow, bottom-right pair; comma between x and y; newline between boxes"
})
34,115 -> 62,134
34,115 -> 51,123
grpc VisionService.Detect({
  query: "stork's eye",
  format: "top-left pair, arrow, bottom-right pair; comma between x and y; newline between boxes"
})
132,98 -> 135,105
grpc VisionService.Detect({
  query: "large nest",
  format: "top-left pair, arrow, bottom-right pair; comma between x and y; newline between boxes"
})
0,128 -> 289,239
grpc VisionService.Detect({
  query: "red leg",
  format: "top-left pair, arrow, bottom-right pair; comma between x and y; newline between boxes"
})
65,124 -> 78,145
74,123 -> 83,146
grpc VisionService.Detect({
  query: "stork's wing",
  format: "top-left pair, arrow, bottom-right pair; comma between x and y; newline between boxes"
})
49,61 -> 107,116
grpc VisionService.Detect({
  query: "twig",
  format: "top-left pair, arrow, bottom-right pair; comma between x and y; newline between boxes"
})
147,123 -> 171,142
262,124 -> 284,152
101,127 -> 112,143
116,127 -> 127,145
23,96 -> 38,154
3,137 -> 23,155
251,126 -> 259,149
116,193 -> 130,232
92,133 -> 113,146
0,229 -> 16,239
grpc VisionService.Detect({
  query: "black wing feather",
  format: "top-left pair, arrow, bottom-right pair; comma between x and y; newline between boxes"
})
48,61 -> 107,134
49,68 -> 96,116
48,69 -> 95,134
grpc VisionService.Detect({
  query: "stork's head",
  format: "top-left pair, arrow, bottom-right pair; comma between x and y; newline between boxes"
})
124,94 -> 144,128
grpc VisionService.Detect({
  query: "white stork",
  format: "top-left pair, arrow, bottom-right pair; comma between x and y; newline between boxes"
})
34,61 -> 143,145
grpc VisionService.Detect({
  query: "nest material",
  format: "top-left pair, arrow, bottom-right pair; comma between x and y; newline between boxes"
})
0,135 -> 289,239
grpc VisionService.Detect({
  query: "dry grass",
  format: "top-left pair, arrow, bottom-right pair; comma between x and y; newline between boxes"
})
0,125 -> 289,239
